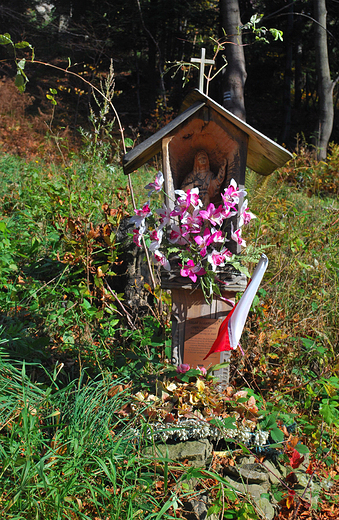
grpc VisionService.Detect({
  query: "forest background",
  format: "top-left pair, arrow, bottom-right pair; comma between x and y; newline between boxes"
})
0,0 -> 338,156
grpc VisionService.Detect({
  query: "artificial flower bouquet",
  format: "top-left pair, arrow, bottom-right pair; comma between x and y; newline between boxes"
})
130,171 -> 256,301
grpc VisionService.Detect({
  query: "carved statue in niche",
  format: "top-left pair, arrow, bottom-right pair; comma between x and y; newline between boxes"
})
180,150 -> 226,207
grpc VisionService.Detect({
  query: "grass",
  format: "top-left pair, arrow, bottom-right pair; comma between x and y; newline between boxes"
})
0,354 -> 158,519
0,153 -> 154,370
239,168 -> 339,393
0,126 -> 339,518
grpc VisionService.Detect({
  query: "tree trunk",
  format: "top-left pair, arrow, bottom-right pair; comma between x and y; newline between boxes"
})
220,0 -> 247,121
280,2 -> 294,145
314,0 -> 334,161
295,41 -> 302,109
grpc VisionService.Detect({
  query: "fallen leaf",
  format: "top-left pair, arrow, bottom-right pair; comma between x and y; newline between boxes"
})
289,449 -> 305,469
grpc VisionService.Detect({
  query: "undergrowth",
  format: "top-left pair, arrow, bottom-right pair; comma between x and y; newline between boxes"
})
0,67 -> 339,518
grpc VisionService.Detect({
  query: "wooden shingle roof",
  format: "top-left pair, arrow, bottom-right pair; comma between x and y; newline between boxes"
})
123,89 -> 292,176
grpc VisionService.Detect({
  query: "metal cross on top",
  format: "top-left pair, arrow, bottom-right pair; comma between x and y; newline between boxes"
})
190,47 -> 215,94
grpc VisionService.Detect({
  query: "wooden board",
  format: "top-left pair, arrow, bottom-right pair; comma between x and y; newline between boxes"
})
183,318 -> 221,368
170,287 -> 234,368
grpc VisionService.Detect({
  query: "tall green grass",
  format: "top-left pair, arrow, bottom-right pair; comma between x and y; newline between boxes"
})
0,352 -> 158,519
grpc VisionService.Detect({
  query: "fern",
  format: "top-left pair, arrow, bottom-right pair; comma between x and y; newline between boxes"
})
245,168 -> 280,206
241,243 -> 274,263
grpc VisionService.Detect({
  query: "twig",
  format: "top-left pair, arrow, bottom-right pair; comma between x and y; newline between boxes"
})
104,302 -> 123,317
261,263 -> 289,289
104,278 -> 136,330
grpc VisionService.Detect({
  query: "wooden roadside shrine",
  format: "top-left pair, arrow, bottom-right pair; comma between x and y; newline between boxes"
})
123,88 -> 292,384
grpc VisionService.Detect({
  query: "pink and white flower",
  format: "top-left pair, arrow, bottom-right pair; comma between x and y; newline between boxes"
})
199,204 -> 226,227
130,203 -> 152,228
154,250 -> 171,271
181,208 -> 203,235
149,228 -> 163,252
207,247 -> 232,271
180,259 -> 206,283
132,177 -> 255,298
210,228 -> 225,244
168,224 -> 187,245
132,219 -> 146,247
155,204 -> 172,229
221,179 -> 247,209
238,199 -> 256,227
133,228 -> 143,247
231,223 -> 246,247
194,227 -> 214,257
144,171 -> 164,196
171,188 -> 202,216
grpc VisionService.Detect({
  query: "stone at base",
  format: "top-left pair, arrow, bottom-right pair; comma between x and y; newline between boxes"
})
222,478 -> 274,520
184,492 -> 219,520
143,438 -> 213,468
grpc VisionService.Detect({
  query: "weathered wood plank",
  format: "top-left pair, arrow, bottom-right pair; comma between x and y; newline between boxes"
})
122,102 -> 205,174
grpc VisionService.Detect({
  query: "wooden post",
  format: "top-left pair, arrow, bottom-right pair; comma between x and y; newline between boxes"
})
162,270 -> 247,386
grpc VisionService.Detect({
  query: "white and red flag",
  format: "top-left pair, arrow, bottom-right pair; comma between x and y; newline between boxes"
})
204,254 -> 268,359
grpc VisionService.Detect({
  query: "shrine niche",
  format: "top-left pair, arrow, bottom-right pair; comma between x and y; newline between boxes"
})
179,150 -> 226,208
162,108 -> 248,214
123,89 -> 292,382
123,89 -> 292,185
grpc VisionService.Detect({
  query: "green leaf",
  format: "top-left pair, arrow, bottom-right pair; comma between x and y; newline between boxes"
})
81,298 -> 92,310
270,28 -> 284,41
273,490 -> 284,502
270,428 -> 284,442
0,33 -> 12,45
15,73 -> 25,92
206,361 -> 229,376
294,444 -> 309,455
324,456 -> 335,467
260,415 -> 277,430
319,403 -> 335,425
109,319 -> 119,327
124,138 -> 134,148
181,468 -> 204,480
17,58 -> 26,71
300,337 -> 317,350
46,94 -> 57,105
15,41 -> 31,49
261,493 -> 270,499
164,346 -> 171,358
206,504 -> 222,516
222,416 -> 237,430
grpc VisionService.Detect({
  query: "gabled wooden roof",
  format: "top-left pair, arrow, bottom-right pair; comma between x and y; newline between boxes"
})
123,89 -> 292,176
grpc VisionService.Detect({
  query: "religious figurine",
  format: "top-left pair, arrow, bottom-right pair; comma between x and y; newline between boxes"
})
180,150 -> 226,207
